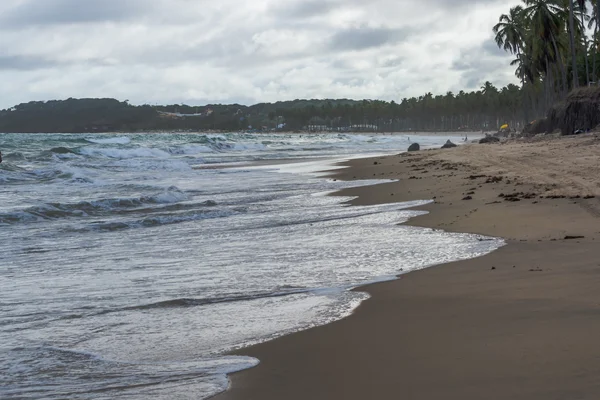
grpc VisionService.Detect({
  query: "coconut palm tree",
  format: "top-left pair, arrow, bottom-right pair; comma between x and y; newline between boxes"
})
494,6 -> 531,122
524,0 -> 568,95
493,5 -> 526,54
592,1 -> 600,84
575,0 -> 590,85
567,0 -> 579,88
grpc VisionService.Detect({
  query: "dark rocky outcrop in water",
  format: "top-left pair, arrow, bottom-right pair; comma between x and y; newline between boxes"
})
479,136 -> 500,144
441,140 -> 457,149
408,143 -> 420,151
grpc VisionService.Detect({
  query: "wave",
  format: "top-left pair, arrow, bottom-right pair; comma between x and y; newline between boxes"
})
0,162 -> 26,172
95,287 -> 311,316
107,158 -> 194,171
86,136 -> 131,145
3,152 -> 27,161
49,147 -> 76,154
79,147 -> 171,159
88,209 -> 233,231
0,165 -> 93,185
228,143 -> 266,152
166,144 -> 214,155
0,187 -> 196,225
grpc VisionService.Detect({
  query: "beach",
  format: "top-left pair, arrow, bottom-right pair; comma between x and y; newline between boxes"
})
215,134 -> 600,400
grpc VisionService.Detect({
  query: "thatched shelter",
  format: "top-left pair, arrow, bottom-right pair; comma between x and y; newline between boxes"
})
547,86 -> 600,135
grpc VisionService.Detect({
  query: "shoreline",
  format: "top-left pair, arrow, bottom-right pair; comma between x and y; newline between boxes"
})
213,136 -> 600,400
0,130 -> 490,136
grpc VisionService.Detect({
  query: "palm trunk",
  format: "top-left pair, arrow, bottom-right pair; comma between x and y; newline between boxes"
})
517,50 -> 529,124
580,11 -> 590,86
568,0 -> 580,88
594,25 -> 598,83
544,59 -> 551,111
550,34 -> 568,96
597,0 -> 600,84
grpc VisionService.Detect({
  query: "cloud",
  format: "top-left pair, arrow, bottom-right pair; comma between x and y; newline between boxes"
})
0,55 -> 61,71
425,0 -> 505,7
329,26 -> 410,51
451,35 -> 515,86
0,0 -> 523,109
272,0 -> 340,19
0,0 -> 151,27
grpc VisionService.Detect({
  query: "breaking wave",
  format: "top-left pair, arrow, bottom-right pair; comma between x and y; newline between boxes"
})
79,147 -> 171,159
0,187 -> 196,225
91,287 -> 312,316
87,209 -> 235,231
86,136 -> 131,145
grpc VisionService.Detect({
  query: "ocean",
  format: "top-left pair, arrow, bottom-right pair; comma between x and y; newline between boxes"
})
0,132 -> 503,399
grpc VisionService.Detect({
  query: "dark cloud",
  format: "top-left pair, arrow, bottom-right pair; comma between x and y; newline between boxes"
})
0,0 -> 147,26
0,54 -> 117,71
0,55 -> 60,71
451,38 -> 514,90
464,74 -> 488,90
451,37 -> 511,72
272,0 -> 339,19
424,0 -> 504,8
329,26 -> 409,51
481,39 -> 510,57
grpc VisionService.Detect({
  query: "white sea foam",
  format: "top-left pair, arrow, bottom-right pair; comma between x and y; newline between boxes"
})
230,143 -> 266,151
86,136 -> 131,145
149,187 -> 189,203
80,146 -> 171,159
173,144 -> 214,154
109,158 -> 194,171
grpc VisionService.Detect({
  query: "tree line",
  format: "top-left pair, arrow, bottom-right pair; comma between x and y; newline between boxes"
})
0,85 -> 525,133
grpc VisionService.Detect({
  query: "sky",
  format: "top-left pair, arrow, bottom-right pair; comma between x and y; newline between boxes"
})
0,0 -> 522,108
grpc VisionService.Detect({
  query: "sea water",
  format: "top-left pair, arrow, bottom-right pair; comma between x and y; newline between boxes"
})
0,132 -> 502,399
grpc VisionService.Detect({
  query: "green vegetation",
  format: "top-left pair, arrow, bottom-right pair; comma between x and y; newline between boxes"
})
0,88 -> 524,133
493,0 -> 600,125
0,98 -> 156,133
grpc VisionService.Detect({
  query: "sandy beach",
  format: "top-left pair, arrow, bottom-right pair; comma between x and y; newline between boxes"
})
214,134 -> 600,400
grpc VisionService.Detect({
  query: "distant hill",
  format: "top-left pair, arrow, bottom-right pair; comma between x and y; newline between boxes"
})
0,98 -> 157,133
0,85 -> 526,133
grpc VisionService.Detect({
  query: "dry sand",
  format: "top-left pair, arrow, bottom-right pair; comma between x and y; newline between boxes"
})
213,134 -> 600,400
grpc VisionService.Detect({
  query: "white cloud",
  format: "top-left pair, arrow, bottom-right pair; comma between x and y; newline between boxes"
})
0,0 -> 522,108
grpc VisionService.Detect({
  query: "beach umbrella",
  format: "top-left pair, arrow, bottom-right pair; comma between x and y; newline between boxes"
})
500,124 -> 509,130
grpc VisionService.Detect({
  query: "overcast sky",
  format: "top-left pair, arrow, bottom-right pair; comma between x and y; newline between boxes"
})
0,0 -> 522,108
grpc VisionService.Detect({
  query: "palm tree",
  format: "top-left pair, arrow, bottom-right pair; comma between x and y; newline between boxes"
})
592,2 -> 600,84
493,5 -> 526,54
494,6 -> 530,122
567,0 -> 579,88
524,0 -> 568,95
575,0 -> 590,85
595,0 -> 600,83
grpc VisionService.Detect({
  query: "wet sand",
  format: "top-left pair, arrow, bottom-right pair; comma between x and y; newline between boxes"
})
214,134 -> 600,400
